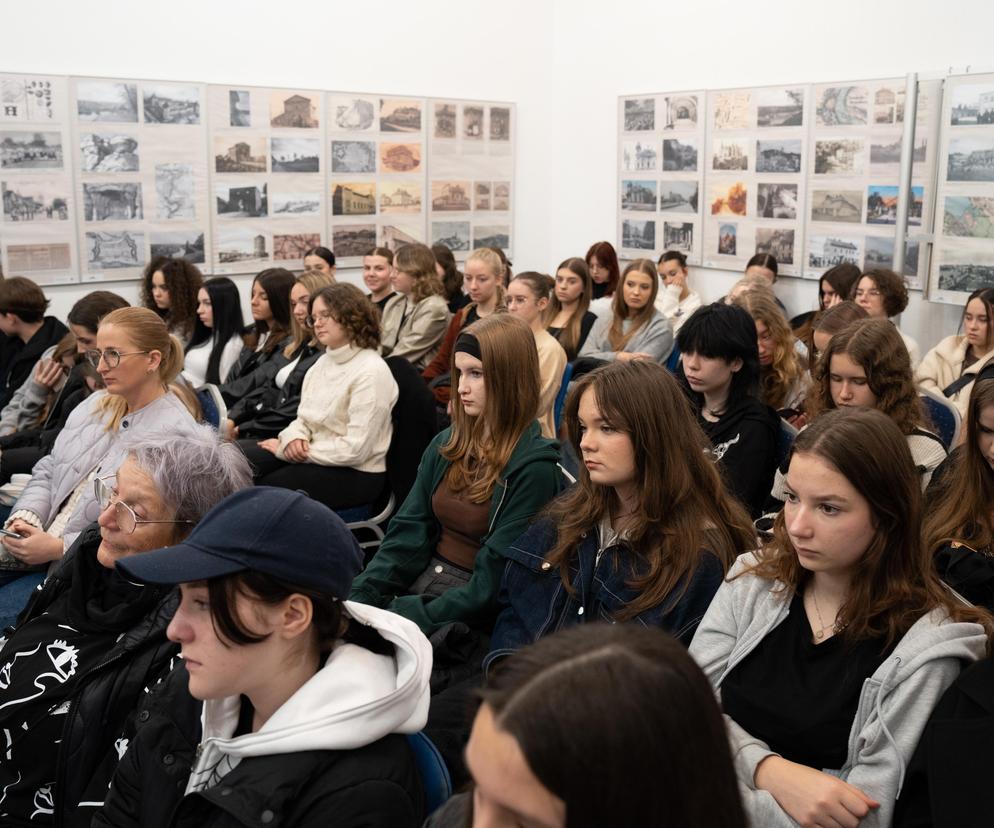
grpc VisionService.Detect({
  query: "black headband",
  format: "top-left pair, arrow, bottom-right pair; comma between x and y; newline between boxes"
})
454,332 -> 482,360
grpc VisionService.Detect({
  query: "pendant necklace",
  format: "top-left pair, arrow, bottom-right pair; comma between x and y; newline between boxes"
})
809,588 -> 836,641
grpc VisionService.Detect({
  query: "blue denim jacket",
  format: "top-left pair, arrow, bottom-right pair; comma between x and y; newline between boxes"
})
485,517 -> 725,672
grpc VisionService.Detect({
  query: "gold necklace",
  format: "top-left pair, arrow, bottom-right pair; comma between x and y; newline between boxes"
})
809,588 -> 837,640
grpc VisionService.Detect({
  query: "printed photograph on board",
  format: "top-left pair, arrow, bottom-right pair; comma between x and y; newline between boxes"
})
79,133 -> 138,172
473,224 -> 510,250
433,103 -> 456,138
937,248 -> 994,293
624,98 -> 654,131
331,140 -> 376,174
150,230 -> 205,264
474,182 -> 490,211
83,182 -> 143,221
815,86 -> 868,126
943,196 -> 994,238
86,230 -> 144,269
756,183 -> 798,219
214,136 -> 266,173
810,189 -> 862,223
947,136 -> 994,182
661,138 -> 696,172
76,81 -> 138,123
229,90 -> 250,127
431,220 -> 470,251
755,227 -> 795,264
622,218 -> 655,250
755,139 -> 801,173
756,88 -> 804,127
814,138 -> 865,175
215,183 -> 268,218
217,227 -> 269,264
331,182 -> 376,216
490,107 -> 511,141
431,180 -> 471,211
1,179 -> 68,221
380,181 -> 422,214
949,83 -> 994,126
709,181 -> 747,217
380,99 -> 422,133
659,181 -> 698,213
270,190 -> 320,217
718,223 -> 737,255
866,184 -> 923,226
0,131 -> 62,169
332,223 -> 377,257
142,84 -> 200,125
808,234 -> 861,269
269,92 -> 318,128
330,95 -> 375,131
712,91 -> 750,130
620,179 -> 656,211
274,233 -> 322,261
154,163 -> 195,219
663,221 -> 693,254
271,137 -> 319,173
624,140 -> 659,171
712,139 -> 748,171
379,142 -> 421,173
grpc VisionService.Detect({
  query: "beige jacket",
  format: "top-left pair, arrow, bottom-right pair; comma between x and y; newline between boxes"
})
380,293 -> 450,370
534,328 -> 567,439
916,334 -> 994,419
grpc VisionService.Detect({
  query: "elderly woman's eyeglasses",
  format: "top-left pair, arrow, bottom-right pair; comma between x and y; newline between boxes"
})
85,349 -> 150,369
94,475 -> 194,535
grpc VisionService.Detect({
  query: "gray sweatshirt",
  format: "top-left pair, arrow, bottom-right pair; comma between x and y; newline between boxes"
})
578,309 -> 673,363
689,552 -> 988,828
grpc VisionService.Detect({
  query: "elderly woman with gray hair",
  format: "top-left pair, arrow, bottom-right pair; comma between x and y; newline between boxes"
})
0,424 -> 252,828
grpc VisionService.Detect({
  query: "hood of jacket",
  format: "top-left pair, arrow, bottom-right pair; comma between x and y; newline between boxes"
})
186,601 -> 431,792
703,395 -> 779,445
433,420 -> 560,484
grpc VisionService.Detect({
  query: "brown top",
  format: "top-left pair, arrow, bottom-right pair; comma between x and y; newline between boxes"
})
432,478 -> 490,571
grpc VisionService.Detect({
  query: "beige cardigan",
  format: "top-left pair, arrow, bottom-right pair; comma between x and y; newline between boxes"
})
916,334 -> 994,420
534,328 -> 567,439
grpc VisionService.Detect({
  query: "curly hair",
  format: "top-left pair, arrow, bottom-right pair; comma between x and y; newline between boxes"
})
394,243 -> 445,304
806,318 -> 926,434
310,283 -> 380,350
140,256 -> 203,341
854,269 -> 909,317
733,291 -> 805,409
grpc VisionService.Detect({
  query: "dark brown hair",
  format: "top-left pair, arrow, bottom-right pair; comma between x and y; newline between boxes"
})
247,268 -> 296,353
820,263 -> 862,311
854,268 -> 909,317
310,283 -> 381,350
140,257 -> 203,341
585,241 -> 620,296
431,244 -> 463,303
961,287 -> 994,349
0,276 -> 48,323
364,246 -> 394,265
67,290 -> 130,333
544,257 -> 592,361
745,252 -> 778,282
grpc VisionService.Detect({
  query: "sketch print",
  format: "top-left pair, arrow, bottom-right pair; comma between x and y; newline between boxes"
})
431,220 -> 470,252
270,93 -> 318,128
950,83 -> 994,126
938,249 -> 994,292
712,139 -> 748,171
332,183 -> 376,216
493,182 -> 510,211
661,138 -> 695,172
2,179 -> 67,221
217,228 -> 269,264
463,106 -> 484,139
331,141 -> 376,174
6,242 -> 71,272
947,136 -> 994,182
83,183 -> 143,221
229,90 -> 250,127
814,139 -> 864,175
271,191 -> 320,216
490,107 -> 510,141
624,140 -> 658,171
0,131 -> 62,169
662,95 -> 697,130
383,223 -> 422,252
810,189 -> 862,223
331,96 -> 375,131
0,77 -> 55,121
756,88 -> 804,127
79,133 -> 138,172
624,98 -> 654,131
434,103 -> 456,138
709,182 -> 747,217
271,137 -> 319,173
718,223 -> 737,255
214,137 -> 266,173
432,181 -> 471,211
713,92 -> 750,130
816,86 -> 868,126
380,181 -> 422,214
474,182 -> 491,211
866,185 -> 923,226
943,196 -> 994,239
621,179 -> 656,212
379,142 -> 421,173
380,99 -> 422,133
659,181 -> 698,213
86,230 -> 143,269
755,228 -> 794,264
474,225 -> 510,251
77,81 -> 138,123
808,235 -> 861,269
155,163 -> 195,220
756,183 -> 798,220
663,221 -> 693,254
332,224 -> 376,257
755,139 -> 801,173
873,87 -> 903,125
216,183 -> 267,218
622,219 -> 655,250
150,230 -> 205,264
142,84 -> 200,124
274,233 -> 322,261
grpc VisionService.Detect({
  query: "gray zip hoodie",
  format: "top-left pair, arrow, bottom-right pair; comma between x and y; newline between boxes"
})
689,552 -> 988,828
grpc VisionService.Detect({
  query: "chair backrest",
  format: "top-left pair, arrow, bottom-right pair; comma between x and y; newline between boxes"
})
385,356 -> 439,507
665,339 -> 682,373
919,390 -> 961,451
194,383 -> 227,431
406,731 -> 452,816
775,418 -> 798,471
553,361 -> 575,432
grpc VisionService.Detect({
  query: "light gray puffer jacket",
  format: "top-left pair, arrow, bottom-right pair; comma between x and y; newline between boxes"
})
6,389 -> 200,552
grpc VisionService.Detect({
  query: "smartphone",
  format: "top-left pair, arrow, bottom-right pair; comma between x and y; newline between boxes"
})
0,528 -> 24,539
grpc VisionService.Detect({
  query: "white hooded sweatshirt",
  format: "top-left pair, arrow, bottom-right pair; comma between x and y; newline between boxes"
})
184,601 -> 432,795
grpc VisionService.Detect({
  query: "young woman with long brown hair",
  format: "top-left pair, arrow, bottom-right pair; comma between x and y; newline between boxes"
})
544,257 -> 597,361
140,256 -> 203,343
380,243 -> 450,370
585,240 -> 620,311
691,407 -> 992,828
222,267 -> 296,389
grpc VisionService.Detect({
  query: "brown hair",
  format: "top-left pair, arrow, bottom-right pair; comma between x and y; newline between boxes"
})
544,257 -> 592,361
807,318 -> 926,434
284,270 -> 334,358
246,268 -> 296,353
807,300 -> 869,369
67,290 -> 130,333
820,263 -> 862,311
442,314 -> 540,503
854,268 -> 909,317
733,291 -> 805,409
0,276 -> 48,323
608,259 -> 659,351
140,257 -> 203,341
511,271 -> 554,301
726,276 -> 776,306
746,407 -> 992,646
310,283 -> 381,350
546,361 -> 755,621
394,243 -> 445,304
364,246 -> 394,265
431,244 -> 463,304
585,241 -> 620,296
962,287 -> 994,350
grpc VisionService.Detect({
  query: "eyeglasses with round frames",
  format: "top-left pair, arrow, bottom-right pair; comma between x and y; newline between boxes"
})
305,311 -> 335,328
85,349 -> 150,369
93,475 -> 194,535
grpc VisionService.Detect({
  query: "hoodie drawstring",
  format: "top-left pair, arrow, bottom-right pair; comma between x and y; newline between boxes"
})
874,655 -> 906,794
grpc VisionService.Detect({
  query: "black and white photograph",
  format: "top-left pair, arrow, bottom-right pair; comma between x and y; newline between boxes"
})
904,241 -> 920,278
712,139 -> 748,171
142,84 -> 200,125
274,233 -> 321,261
332,223 -> 376,257
473,224 -> 510,250
659,181 -> 698,213
380,181 -> 422,214
756,182 -> 798,219
949,83 -> 994,126
661,138 -> 696,172
271,137 -> 319,173
814,138 -> 865,175
217,227 -> 269,264
383,223 -> 422,252
624,98 -> 654,131
86,230 -> 143,269
620,179 -> 656,211
214,136 -> 266,173
474,181 -> 490,211
756,87 -> 804,127
663,221 -> 693,254
624,140 -> 658,171
83,182 -> 143,221
718,223 -> 736,255
755,139 -> 801,173
331,96 -> 375,131
76,81 -> 138,123
215,183 -> 267,218
943,195 -> 994,238
808,234 -> 861,269
332,182 -> 376,216
2,179 -> 68,221
0,76 -> 55,122
79,133 -> 138,172
434,102 -> 456,138
229,90 -> 250,127
150,230 -> 205,264
622,218 -> 655,250
712,91 -> 750,130
380,99 -> 422,133
493,181 -> 510,211
0,131 -> 62,169
938,256 -> 994,293
947,136 -> 994,182
431,220 -> 470,251
870,137 -> 927,168
662,95 -> 697,130
463,105 -> 484,139
271,190 -> 320,216
331,140 -> 376,174
755,227 -> 794,264
810,189 -> 862,223
490,106 -> 511,141
269,92 -> 318,128
154,163 -> 195,220
864,236 -> 895,269
815,86 -> 868,126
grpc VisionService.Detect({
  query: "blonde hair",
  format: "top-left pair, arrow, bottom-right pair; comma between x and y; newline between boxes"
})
94,307 -> 186,432
609,259 -> 659,351
394,243 -> 445,304
285,270 -> 334,358
466,246 -> 507,307
733,291 -> 805,409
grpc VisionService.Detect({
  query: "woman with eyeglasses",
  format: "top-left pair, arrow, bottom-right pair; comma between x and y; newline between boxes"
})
237,284 -> 398,511
0,428 -> 252,827
851,268 -> 921,368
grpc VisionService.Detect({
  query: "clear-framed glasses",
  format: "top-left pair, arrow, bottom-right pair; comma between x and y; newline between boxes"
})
854,288 -> 882,298
85,348 -> 150,369
305,311 -> 335,328
93,475 -> 194,535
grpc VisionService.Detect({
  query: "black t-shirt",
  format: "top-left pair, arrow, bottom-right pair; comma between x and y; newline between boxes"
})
370,292 -> 396,314
720,592 -> 894,770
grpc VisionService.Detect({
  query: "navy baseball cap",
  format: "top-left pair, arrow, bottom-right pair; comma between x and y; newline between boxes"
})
116,487 -> 363,598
